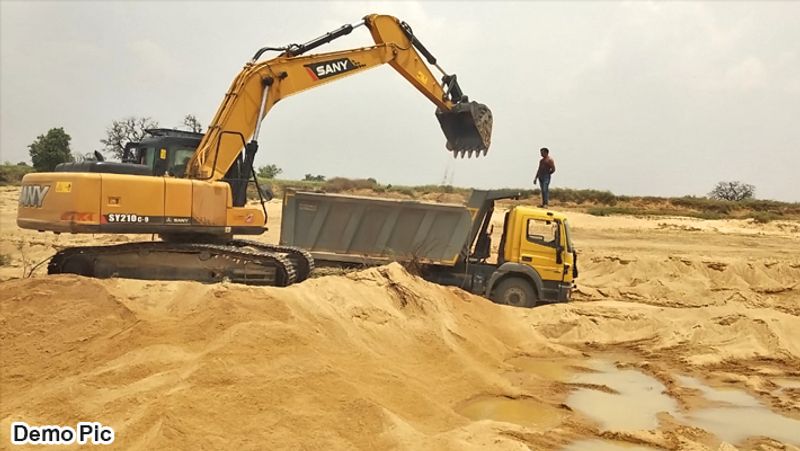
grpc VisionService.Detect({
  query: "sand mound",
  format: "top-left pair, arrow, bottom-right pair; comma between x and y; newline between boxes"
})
2,262 -> 799,450
0,265 -> 573,449
575,254 -> 800,312
3,187 -> 800,450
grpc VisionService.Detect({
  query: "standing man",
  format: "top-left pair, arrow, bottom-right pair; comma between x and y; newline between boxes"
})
534,147 -> 555,207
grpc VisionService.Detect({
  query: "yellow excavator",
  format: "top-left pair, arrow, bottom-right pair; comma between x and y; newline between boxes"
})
17,14 -> 493,286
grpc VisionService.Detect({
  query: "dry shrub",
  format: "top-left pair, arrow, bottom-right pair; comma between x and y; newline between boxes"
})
324,177 -> 379,192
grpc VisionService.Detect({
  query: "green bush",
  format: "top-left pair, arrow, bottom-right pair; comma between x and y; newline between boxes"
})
379,184 -> 416,197
29,127 -> 73,171
256,164 -> 282,179
670,196 -> 733,214
666,196 -> 800,217
587,207 -> 612,216
742,199 -> 800,215
548,188 -> 617,205
586,206 -> 727,220
750,212 -> 781,224
0,164 -> 34,185
324,177 -> 379,192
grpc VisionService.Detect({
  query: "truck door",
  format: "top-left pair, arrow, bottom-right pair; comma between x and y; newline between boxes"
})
519,217 -> 564,282
560,219 -> 576,284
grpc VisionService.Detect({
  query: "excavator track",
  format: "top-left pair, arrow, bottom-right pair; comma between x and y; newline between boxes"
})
47,240 -> 313,287
230,239 -> 315,282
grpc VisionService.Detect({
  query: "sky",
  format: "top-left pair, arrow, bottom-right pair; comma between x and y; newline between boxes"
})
1,1 -> 798,201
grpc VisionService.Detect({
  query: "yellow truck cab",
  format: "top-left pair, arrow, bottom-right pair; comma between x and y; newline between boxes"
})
280,190 -> 577,308
489,206 -> 576,307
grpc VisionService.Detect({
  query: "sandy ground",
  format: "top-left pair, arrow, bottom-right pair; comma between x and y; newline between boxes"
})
1,185 -> 799,450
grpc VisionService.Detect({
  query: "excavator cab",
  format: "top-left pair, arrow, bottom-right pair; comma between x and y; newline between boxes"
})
122,129 -> 204,177
53,129 -> 204,178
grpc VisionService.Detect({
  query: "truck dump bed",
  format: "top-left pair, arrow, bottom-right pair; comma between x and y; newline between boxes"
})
279,191 -> 473,266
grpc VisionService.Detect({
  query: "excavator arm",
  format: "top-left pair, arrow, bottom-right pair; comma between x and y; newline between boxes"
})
187,14 -> 492,183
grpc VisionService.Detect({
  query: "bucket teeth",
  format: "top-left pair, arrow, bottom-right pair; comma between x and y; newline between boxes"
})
452,149 -> 483,159
436,101 -> 493,157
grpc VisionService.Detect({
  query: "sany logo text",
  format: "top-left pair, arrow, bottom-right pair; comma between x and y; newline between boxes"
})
19,185 -> 50,208
304,58 -> 362,80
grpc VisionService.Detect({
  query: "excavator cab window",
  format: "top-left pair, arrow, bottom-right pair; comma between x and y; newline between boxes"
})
131,144 -> 197,177
167,148 -> 195,177
137,147 -> 156,170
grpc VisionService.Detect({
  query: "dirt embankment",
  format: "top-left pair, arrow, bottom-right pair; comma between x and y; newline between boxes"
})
0,266 -> 568,449
2,186 -> 800,450
2,261 -> 799,450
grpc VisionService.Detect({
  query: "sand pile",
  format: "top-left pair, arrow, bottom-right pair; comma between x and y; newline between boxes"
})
575,253 -> 800,311
2,262 -> 799,450
0,265 -> 572,449
2,187 -> 800,450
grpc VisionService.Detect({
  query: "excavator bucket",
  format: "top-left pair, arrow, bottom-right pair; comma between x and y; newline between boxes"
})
436,101 -> 493,158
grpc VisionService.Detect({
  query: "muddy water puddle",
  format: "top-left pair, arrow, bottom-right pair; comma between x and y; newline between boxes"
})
506,356 -> 579,380
457,395 -> 565,430
505,356 -> 800,446
677,375 -> 800,445
567,359 -> 677,431
567,362 -> 800,444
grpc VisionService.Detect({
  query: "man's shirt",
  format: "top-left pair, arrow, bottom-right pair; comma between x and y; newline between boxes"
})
536,156 -> 556,179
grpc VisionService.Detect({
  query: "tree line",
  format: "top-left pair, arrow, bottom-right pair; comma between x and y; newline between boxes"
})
22,119 -> 758,202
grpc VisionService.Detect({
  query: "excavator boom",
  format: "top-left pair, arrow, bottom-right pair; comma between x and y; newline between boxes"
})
188,14 -> 492,181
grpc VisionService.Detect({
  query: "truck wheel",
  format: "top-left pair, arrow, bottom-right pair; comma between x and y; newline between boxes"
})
492,277 -> 537,308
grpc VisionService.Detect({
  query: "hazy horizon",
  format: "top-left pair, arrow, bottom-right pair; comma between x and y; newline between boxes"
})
1,1 -> 798,201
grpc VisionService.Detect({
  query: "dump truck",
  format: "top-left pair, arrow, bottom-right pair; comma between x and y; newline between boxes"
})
280,190 -> 577,307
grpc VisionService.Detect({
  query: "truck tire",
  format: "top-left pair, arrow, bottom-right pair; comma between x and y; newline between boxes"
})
492,277 -> 538,308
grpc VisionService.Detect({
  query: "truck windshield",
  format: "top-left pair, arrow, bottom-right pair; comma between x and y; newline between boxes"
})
563,219 -> 574,252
